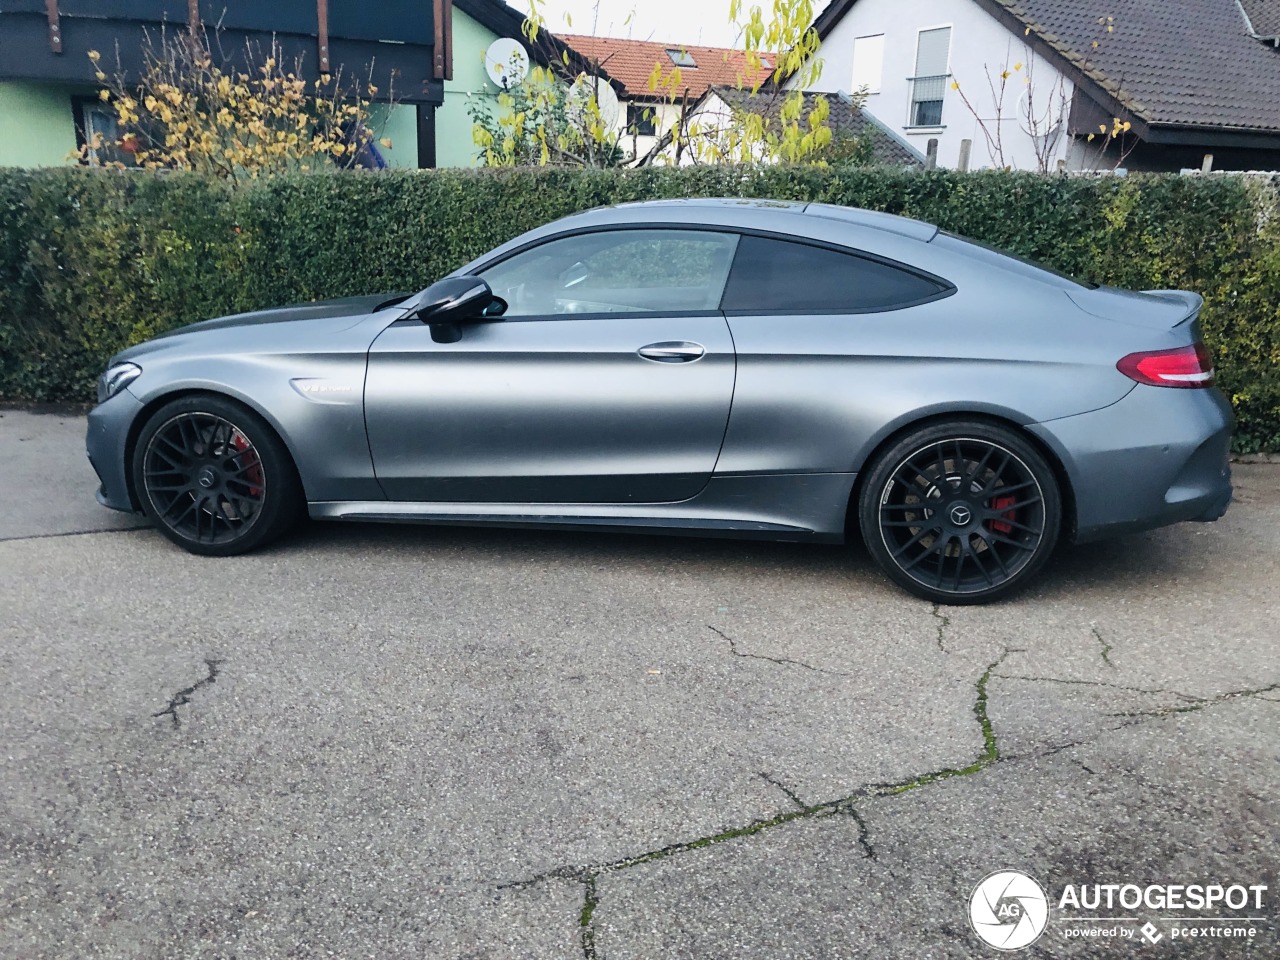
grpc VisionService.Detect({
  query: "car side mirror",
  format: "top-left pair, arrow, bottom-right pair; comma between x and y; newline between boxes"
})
409,277 -> 504,344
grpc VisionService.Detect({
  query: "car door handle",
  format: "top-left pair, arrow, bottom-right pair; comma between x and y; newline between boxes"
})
637,341 -> 706,363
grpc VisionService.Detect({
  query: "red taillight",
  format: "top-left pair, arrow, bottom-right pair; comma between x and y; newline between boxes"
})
1116,343 -> 1215,389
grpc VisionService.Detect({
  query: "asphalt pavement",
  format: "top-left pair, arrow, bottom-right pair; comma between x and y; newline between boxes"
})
0,408 -> 1276,958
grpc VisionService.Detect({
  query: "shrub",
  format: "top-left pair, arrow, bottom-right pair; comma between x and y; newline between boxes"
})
1,166 -> 1277,451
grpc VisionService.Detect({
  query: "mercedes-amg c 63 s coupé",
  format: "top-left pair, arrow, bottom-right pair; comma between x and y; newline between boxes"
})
86,199 -> 1233,603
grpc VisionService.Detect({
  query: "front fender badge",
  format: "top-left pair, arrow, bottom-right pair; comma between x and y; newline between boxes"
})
290,379 -> 357,404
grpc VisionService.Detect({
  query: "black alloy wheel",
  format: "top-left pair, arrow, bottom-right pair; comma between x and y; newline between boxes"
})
133,395 -> 302,556
859,421 -> 1061,604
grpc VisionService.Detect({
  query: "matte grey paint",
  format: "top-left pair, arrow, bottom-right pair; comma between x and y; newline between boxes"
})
366,315 -> 736,503
86,198 -> 1232,548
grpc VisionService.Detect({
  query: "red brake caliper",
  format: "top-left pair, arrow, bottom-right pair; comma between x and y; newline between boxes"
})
988,496 -> 1017,535
231,432 -> 263,498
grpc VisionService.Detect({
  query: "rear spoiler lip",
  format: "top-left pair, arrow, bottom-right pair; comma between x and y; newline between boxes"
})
1067,287 -> 1205,331
1140,289 -> 1204,326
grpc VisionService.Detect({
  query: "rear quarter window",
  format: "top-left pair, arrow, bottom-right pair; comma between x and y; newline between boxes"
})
721,235 -> 951,314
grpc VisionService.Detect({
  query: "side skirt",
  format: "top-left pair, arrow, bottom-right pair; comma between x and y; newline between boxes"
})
308,472 -> 856,543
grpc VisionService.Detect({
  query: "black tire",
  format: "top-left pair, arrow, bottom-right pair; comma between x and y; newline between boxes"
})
858,420 -> 1062,605
131,394 -> 303,556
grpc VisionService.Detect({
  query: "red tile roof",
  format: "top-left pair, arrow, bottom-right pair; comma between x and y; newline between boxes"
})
560,34 -> 772,101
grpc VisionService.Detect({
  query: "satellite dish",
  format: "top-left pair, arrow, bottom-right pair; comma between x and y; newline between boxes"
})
567,73 -> 622,127
484,38 -> 530,89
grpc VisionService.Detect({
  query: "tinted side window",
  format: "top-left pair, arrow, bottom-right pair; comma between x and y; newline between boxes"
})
479,230 -> 740,319
721,235 -> 947,313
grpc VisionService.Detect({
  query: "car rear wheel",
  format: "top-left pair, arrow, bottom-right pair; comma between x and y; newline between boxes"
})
132,395 -> 302,556
858,420 -> 1061,605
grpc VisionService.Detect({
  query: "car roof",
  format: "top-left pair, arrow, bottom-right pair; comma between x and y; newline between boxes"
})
591,198 -> 940,243
452,198 -> 944,279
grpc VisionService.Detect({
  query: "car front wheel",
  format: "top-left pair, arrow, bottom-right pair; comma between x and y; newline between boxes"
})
858,420 -> 1062,605
132,395 -> 302,556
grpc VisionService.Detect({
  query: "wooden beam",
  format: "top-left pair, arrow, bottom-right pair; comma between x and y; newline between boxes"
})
44,0 -> 62,54
317,0 -> 331,73
443,0 -> 454,82
433,0 -> 454,81
416,103 -> 437,168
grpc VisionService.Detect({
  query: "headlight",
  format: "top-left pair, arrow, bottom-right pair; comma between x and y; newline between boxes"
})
97,362 -> 142,403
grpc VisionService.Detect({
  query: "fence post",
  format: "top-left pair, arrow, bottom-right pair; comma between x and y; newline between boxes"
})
957,139 -> 972,172
1201,153 -> 1214,174
926,138 -> 939,170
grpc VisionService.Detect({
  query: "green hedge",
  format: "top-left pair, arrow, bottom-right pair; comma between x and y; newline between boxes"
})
2,166 -> 1278,452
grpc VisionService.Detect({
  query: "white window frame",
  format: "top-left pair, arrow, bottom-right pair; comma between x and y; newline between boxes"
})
851,33 -> 885,95
907,22 -> 953,129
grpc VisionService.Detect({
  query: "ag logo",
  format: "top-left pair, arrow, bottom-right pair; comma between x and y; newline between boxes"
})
969,870 -> 1049,951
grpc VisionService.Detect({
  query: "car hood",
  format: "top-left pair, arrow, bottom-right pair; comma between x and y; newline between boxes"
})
151,294 -> 409,339
110,293 -> 412,366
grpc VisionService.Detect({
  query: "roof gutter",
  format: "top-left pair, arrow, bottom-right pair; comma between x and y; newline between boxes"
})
1141,124 -> 1280,150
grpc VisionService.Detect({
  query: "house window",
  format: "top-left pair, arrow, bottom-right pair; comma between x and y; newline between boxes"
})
627,103 -> 657,137
73,96 -> 135,167
666,48 -> 697,68
852,34 -> 885,94
909,26 -> 951,126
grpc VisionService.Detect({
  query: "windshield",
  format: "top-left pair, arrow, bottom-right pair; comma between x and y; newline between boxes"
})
934,232 -> 1099,290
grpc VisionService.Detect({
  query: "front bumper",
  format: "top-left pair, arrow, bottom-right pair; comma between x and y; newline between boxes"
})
1030,385 -> 1234,544
86,388 -> 145,513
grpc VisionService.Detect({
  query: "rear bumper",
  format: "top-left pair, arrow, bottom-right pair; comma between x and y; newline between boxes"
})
1029,385 -> 1233,544
86,389 -> 145,513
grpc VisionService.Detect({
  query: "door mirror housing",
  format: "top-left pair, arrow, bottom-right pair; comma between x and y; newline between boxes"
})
409,277 -> 505,344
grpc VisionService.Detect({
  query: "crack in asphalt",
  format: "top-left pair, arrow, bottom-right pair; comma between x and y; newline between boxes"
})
1000,733 -> 1106,764
1105,681 -> 1280,719
501,650 -> 1017,958
838,804 -> 877,860
152,658 -> 222,729
578,875 -> 600,960
759,772 -> 806,810
992,673 -> 1205,702
1091,626 -> 1114,667
503,653 -> 1279,959
0,527 -> 146,544
707,625 -> 841,675
931,603 -> 951,653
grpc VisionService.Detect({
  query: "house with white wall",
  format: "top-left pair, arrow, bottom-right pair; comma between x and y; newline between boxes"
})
559,35 -> 771,164
803,0 -> 1280,172
681,86 -> 924,167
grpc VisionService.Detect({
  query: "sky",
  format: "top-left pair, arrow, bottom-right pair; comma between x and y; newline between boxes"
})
519,0 -> 834,48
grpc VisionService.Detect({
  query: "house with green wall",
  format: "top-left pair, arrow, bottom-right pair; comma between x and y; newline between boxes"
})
0,0 -> 582,171
415,0 -> 611,168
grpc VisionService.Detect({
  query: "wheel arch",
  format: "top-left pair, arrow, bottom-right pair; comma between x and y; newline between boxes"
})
123,387 -> 303,511
844,409 -> 1078,543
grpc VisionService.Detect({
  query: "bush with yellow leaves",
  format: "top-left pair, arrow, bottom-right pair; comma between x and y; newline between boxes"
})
81,28 -> 393,180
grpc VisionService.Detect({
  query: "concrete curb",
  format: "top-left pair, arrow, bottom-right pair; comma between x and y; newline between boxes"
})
0,401 -> 93,416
